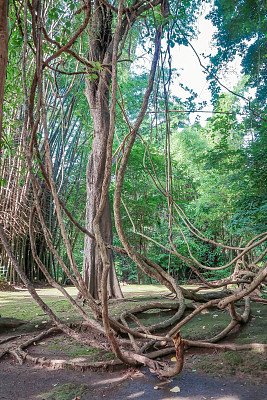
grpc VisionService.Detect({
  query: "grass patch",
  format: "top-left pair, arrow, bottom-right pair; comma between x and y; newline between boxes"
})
193,350 -> 267,383
40,382 -> 88,400
46,337 -> 100,358
180,308 -> 231,341
42,336 -> 115,362
122,284 -> 170,298
234,303 -> 267,345
0,287 -> 82,332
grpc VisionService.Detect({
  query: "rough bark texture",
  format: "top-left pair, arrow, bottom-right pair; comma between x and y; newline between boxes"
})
82,1 -> 122,300
83,135 -> 122,300
0,0 -> 9,152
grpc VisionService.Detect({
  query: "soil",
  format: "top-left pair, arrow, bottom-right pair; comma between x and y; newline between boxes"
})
0,357 -> 267,400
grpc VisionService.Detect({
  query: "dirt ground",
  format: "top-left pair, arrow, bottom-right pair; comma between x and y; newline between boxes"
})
1,357 -> 267,400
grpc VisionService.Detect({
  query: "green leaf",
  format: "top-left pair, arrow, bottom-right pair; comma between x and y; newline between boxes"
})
91,61 -> 103,70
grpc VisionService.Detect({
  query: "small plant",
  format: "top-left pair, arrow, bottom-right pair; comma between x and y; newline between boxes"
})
222,351 -> 242,366
41,383 -> 88,400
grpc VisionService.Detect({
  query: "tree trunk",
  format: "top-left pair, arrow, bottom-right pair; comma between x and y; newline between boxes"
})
0,0 -> 8,152
82,1 -> 122,299
82,115 -> 122,299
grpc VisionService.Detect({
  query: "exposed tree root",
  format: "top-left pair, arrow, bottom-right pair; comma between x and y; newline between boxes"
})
143,340 -> 267,356
3,327 -> 121,371
183,340 -> 267,352
1,220 -> 266,378
158,331 -> 184,377
249,295 -> 267,304
5,325 -> 266,377
0,327 -> 60,362
118,301 -> 183,334
0,349 -> 9,360
11,350 -> 123,371
17,327 -> 60,349
0,334 -> 27,345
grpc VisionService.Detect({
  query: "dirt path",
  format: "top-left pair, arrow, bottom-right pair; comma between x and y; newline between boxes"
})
0,359 -> 266,400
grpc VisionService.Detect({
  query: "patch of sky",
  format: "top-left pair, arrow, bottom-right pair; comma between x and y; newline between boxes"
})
131,2 -> 244,127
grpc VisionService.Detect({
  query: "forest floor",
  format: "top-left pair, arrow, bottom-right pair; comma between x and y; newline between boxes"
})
0,284 -> 267,400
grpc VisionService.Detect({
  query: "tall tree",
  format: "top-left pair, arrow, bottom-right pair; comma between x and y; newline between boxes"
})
82,0 -> 173,299
82,0 -> 122,299
0,0 -> 9,154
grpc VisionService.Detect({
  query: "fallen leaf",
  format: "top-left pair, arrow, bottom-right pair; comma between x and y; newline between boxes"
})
39,342 -> 46,345
35,325 -> 39,328
171,357 -> 176,362
170,386 -> 180,393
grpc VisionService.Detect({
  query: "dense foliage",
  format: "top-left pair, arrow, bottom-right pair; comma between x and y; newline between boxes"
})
0,0 -> 266,285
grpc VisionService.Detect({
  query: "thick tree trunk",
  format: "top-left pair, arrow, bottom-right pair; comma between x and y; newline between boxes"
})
82,107 -> 122,299
82,1 -> 122,299
0,0 -> 9,154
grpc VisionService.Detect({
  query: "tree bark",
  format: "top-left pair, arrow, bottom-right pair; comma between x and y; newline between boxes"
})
82,1 -> 122,299
0,0 -> 9,156
82,121 -> 122,299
